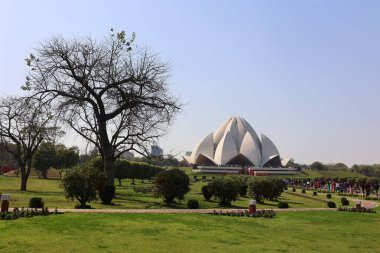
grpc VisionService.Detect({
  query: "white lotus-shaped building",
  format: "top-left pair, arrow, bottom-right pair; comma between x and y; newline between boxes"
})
184,116 -> 282,167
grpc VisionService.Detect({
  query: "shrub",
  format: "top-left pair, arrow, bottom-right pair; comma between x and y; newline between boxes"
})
209,209 -> 276,218
301,189 -> 306,194
0,207 -> 56,221
201,185 -> 212,201
61,166 -> 105,208
248,177 -> 287,203
99,185 -> 115,204
327,201 -> 336,208
341,197 -> 349,206
153,168 -> 190,204
208,177 -> 239,206
29,197 -> 44,208
292,187 -> 296,192
313,191 -> 317,196
338,207 -> 376,213
187,199 -> 200,209
228,175 -> 248,197
326,193 -> 332,199
278,202 -> 289,209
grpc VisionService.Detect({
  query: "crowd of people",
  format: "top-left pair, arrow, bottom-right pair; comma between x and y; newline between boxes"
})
284,177 -> 380,197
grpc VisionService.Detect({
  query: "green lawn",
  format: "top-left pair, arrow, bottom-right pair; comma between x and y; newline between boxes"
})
0,211 -> 379,253
1,175 -> 334,209
292,188 -> 380,205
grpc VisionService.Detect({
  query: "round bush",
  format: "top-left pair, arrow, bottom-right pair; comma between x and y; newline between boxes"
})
153,168 -> 190,204
292,187 -> 296,192
326,193 -> 332,199
29,197 -> 44,208
62,166 -> 106,208
341,197 -> 349,206
201,185 -> 212,201
187,199 -> 200,209
278,202 -> 289,209
301,189 -> 306,194
208,177 -> 239,206
99,185 -> 116,204
327,201 -> 336,208
313,191 -> 317,196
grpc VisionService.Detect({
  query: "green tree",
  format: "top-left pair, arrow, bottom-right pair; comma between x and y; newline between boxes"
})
247,177 -> 266,203
370,178 -> 379,198
356,178 -> 368,197
153,168 -> 190,204
114,159 -> 130,186
208,177 -> 239,206
55,145 -> 80,178
32,142 -> 56,179
61,166 -> 105,208
227,175 -> 248,197
310,161 -> 325,171
263,177 -> 287,201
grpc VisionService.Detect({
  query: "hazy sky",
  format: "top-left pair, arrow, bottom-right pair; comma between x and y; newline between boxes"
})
1,0 -> 379,166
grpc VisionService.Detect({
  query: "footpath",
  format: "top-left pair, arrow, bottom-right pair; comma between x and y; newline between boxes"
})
55,207 -> 336,213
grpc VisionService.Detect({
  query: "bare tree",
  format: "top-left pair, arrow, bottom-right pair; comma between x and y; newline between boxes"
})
24,30 -> 181,186
0,97 -> 55,191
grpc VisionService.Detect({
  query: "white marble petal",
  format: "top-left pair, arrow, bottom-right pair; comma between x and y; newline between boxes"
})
190,132 -> 214,164
214,131 -> 238,165
260,133 -> 280,167
240,131 -> 262,167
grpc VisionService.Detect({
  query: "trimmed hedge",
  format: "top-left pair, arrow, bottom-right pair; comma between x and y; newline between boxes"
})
187,199 -> 200,209
201,185 -> 212,201
340,197 -> 349,206
278,202 -> 289,209
29,197 -> 44,208
327,201 -> 336,208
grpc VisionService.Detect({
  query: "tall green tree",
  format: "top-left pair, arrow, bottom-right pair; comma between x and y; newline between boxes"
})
33,142 -> 56,179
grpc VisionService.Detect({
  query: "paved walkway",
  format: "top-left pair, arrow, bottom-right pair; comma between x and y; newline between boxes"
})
346,198 -> 379,209
53,207 -> 337,213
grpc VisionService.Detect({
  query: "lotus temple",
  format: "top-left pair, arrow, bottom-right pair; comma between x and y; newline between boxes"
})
183,116 -> 298,175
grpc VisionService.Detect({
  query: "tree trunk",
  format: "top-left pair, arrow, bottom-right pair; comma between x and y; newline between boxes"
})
19,163 -> 28,191
20,174 -> 28,191
103,144 -> 115,186
118,178 -> 122,186
42,170 -> 47,179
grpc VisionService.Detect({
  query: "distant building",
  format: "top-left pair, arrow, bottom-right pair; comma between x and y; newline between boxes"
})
185,151 -> 192,157
151,145 -> 163,157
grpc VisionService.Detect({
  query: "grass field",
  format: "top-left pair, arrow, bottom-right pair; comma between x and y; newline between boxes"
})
0,210 -> 379,253
1,175 -> 353,210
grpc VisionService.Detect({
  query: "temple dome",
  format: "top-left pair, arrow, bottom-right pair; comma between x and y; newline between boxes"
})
184,116 -> 281,167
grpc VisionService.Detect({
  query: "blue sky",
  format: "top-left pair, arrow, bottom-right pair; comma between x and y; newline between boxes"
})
1,0 -> 379,166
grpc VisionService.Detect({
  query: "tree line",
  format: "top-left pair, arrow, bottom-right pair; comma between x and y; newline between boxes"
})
89,157 -> 164,186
